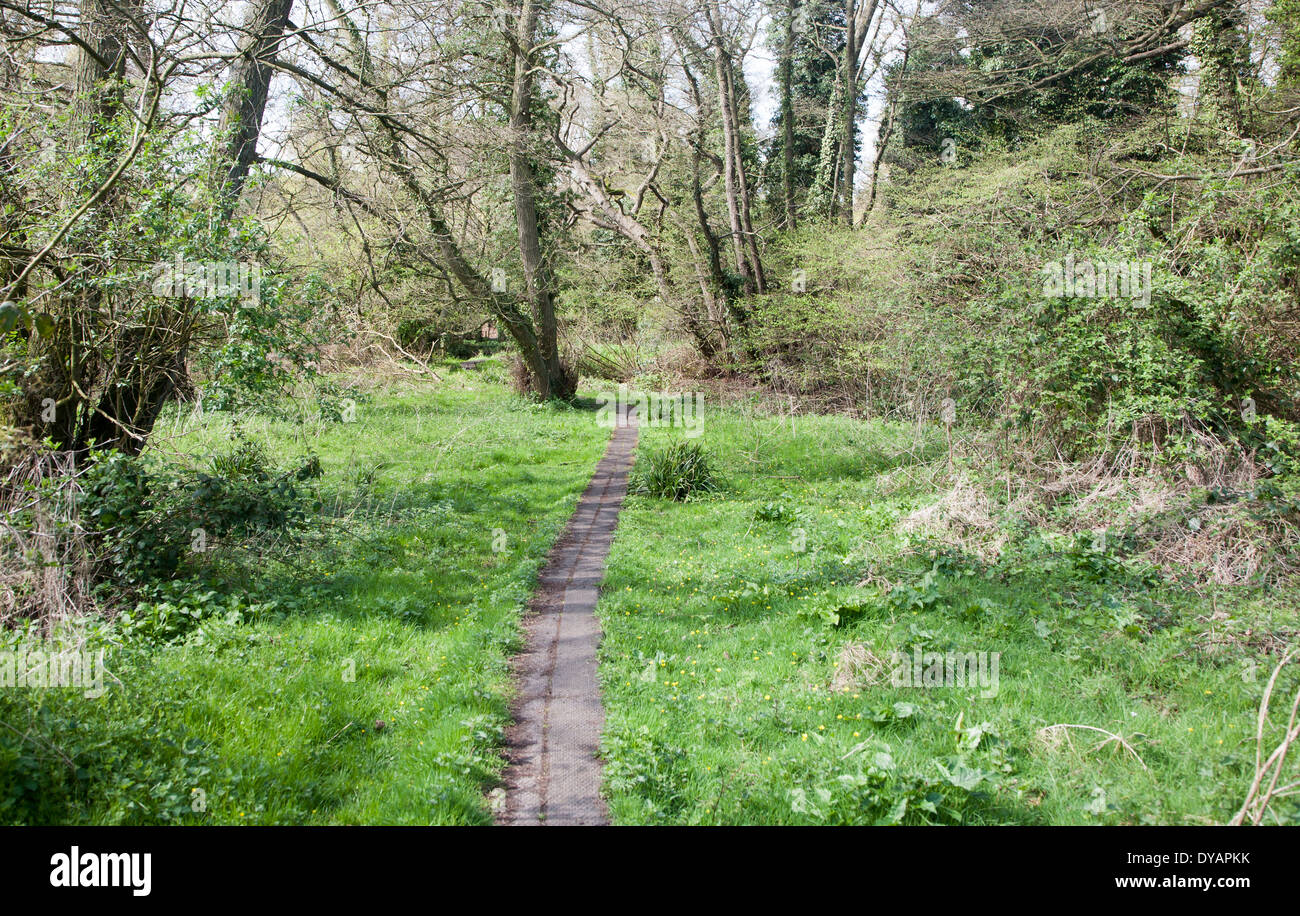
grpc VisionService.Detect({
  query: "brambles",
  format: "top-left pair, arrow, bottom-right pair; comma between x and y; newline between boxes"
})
78,436 -> 313,594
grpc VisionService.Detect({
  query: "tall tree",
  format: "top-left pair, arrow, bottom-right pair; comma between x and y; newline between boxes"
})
1191,2 -> 1252,134
772,0 -> 843,222
1268,0 -> 1300,88
777,0 -> 797,229
70,0 -> 137,146
274,0 -> 575,398
507,0 -> 572,398
839,0 -> 857,226
706,0 -> 765,292
893,0 -> 1229,151
805,0 -> 877,223
210,0 -> 296,220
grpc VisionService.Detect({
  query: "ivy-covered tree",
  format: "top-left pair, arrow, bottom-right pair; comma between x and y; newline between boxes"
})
892,0 -> 1214,159
766,0 -> 844,223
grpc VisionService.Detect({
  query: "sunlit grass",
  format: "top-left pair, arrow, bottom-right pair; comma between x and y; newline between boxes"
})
597,409 -> 1299,824
22,370 -> 610,825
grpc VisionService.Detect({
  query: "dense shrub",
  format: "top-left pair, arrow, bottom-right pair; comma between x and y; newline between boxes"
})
745,122 -> 1300,464
395,317 -> 442,354
79,435 -> 315,592
576,343 -> 645,382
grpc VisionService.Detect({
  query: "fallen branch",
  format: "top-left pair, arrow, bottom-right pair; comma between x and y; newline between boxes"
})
1232,649 -> 1300,825
1039,723 -> 1149,770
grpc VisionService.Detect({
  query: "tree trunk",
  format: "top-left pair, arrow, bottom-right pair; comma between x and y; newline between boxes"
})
867,42 -> 907,215
680,47 -> 728,302
780,0 -> 797,230
707,2 -> 764,293
509,0 -> 572,400
810,74 -> 842,219
33,0 -> 144,452
320,0 -> 571,400
712,33 -> 750,289
840,0 -> 857,227
1190,3 -> 1251,134
71,0 -> 133,146
210,0 -> 295,219
726,57 -> 766,291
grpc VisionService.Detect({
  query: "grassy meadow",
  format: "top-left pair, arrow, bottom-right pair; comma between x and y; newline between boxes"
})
1,365 -> 609,824
3,372 -> 1296,825
598,407 -> 1298,825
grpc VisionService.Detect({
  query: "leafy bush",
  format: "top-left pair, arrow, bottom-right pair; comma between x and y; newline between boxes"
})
1254,415 -> 1300,517
789,749 -> 996,825
754,501 -> 797,523
316,379 -> 365,423
118,586 -> 278,643
631,440 -> 718,501
194,271 -> 341,414
79,436 -> 314,591
78,452 -> 182,585
744,121 -> 1300,463
602,725 -> 690,819
395,317 -> 442,354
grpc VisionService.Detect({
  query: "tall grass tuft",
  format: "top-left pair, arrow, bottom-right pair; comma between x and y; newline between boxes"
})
631,440 -> 717,501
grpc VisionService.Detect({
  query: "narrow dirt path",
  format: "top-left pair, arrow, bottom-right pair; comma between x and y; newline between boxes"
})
499,409 -> 637,825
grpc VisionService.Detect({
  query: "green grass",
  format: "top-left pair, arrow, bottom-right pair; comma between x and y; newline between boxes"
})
597,407 -> 1300,825
1,368 -> 610,824
7,377 -> 1298,826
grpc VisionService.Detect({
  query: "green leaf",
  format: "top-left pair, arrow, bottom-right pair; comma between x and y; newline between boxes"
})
0,301 -> 21,334
32,312 -> 55,337
937,760 -> 987,791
